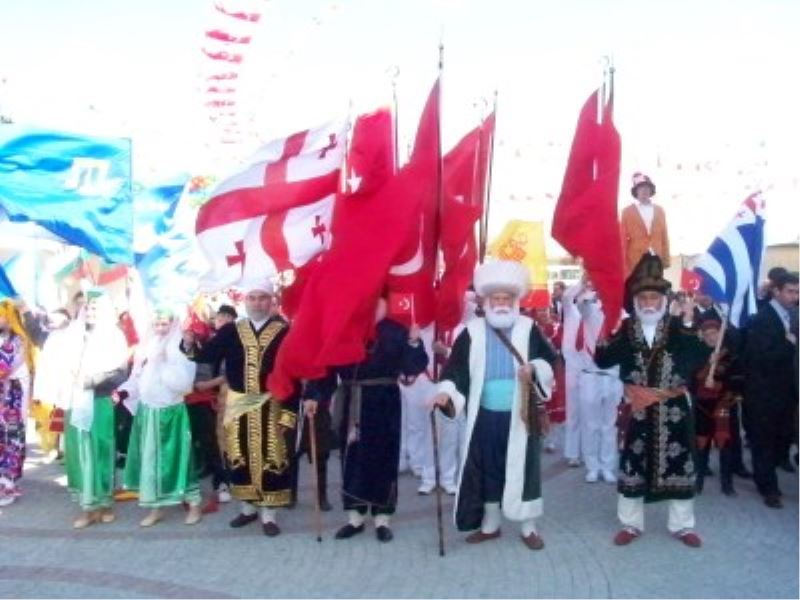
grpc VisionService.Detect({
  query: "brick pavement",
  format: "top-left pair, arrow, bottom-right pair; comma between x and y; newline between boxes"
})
0,443 -> 797,599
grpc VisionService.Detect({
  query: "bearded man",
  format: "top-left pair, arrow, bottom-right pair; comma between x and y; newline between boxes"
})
430,261 -> 556,550
595,254 -> 709,548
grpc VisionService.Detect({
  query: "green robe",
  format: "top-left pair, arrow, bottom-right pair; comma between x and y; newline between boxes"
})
123,403 -> 201,507
65,396 -> 115,511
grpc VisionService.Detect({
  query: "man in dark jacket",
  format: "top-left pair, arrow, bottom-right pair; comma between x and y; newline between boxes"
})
742,271 -> 798,508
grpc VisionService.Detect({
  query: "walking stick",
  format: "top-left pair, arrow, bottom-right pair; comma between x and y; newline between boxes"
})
308,411 -> 323,542
430,410 -> 446,556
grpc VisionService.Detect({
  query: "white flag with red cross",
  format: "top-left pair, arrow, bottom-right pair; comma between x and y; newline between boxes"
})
195,120 -> 346,291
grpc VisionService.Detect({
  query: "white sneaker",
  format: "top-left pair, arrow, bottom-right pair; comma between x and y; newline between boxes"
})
601,469 -> 617,483
217,484 -> 232,503
544,441 -> 557,454
585,470 -> 599,483
567,458 -> 581,468
417,482 -> 436,495
443,483 -> 458,495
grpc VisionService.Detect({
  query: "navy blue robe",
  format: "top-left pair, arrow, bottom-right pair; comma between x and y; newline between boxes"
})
306,318 -> 428,514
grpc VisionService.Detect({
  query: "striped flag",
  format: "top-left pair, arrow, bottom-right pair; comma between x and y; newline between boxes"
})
693,192 -> 766,327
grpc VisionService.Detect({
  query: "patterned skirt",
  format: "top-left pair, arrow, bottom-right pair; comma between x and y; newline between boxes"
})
0,378 -> 26,492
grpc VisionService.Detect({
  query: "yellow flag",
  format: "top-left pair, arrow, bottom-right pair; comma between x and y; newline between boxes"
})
488,220 -> 548,288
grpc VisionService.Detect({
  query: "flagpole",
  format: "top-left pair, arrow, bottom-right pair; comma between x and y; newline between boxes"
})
479,90 -> 497,265
430,40 -> 446,559
388,65 -> 400,173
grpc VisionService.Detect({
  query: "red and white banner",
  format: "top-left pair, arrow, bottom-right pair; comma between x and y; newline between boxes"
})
196,120 -> 346,291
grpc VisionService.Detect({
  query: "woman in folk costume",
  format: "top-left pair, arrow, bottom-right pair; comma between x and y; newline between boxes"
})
64,289 -> 129,528
0,300 -> 34,506
32,309 -> 73,459
430,261 -> 557,550
116,308 -> 201,526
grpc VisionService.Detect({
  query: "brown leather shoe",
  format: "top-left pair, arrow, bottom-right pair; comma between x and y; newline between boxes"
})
262,521 -> 281,537
520,532 -> 545,550
613,527 -> 641,546
465,529 -> 501,544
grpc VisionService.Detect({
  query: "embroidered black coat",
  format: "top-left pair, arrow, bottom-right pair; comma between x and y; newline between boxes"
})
595,315 -> 709,502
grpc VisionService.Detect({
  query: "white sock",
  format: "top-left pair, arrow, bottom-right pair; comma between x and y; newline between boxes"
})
374,514 -> 391,528
260,507 -> 276,524
481,502 -> 501,534
348,510 -> 365,527
520,518 -> 538,537
240,501 -> 256,516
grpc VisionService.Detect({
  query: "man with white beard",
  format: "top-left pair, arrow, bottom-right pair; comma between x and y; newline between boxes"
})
595,254 -> 710,548
430,261 -> 556,550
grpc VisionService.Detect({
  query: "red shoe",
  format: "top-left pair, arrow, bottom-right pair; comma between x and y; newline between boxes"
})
201,498 -> 220,514
520,532 -> 545,550
465,529 -> 501,544
674,529 -> 702,548
613,527 -> 641,546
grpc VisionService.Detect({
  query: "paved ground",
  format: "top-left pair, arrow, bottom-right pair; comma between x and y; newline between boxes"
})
0,439 -> 797,599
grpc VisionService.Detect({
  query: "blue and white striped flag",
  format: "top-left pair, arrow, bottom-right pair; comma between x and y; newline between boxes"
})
694,192 -> 766,328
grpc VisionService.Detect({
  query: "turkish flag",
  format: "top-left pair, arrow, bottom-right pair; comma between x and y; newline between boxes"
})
552,89 -> 623,335
269,92 -> 439,399
388,292 -> 415,320
385,80 -> 441,327
436,112 -> 495,331
681,269 -> 703,294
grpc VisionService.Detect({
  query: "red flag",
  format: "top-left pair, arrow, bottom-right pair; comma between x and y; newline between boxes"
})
388,292 -> 415,320
681,268 -> 702,294
520,288 -> 551,310
269,90 -> 440,399
552,89 -> 623,335
385,80 -> 441,327
436,112 -> 495,331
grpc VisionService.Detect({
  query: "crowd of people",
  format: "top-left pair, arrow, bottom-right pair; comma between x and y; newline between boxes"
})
0,172 -> 797,552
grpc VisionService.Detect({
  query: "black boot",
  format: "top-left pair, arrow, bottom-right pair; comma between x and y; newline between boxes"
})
695,445 -> 710,494
317,457 -> 332,512
720,446 -> 737,496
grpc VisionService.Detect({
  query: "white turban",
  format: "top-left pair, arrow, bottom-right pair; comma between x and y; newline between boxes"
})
473,260 -> 530,298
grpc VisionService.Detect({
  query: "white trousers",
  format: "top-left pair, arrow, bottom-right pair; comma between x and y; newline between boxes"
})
617,495 -> 695,533
563,362 -> 581,460
578,371 -> 622,472
401,375 -> 460,486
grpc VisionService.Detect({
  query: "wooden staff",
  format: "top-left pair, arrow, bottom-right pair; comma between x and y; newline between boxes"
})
704,316 -> 728,388
308,411 -> 323,542
430,409 -> 446,557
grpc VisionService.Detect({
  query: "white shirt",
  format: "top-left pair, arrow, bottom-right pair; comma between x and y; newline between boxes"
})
770,298 -> 791,333
636,201 -> 655,235
249,317 -> 269,331
642,322 -> 657,347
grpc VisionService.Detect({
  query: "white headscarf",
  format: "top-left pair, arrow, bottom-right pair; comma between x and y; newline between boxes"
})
118,312 -> 195,413
68,293 -> 129,431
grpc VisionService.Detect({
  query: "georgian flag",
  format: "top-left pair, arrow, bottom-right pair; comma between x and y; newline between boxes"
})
196,121 -> 346,291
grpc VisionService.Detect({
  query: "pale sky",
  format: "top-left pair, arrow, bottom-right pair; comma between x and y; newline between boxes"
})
1,0 -> 798,257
